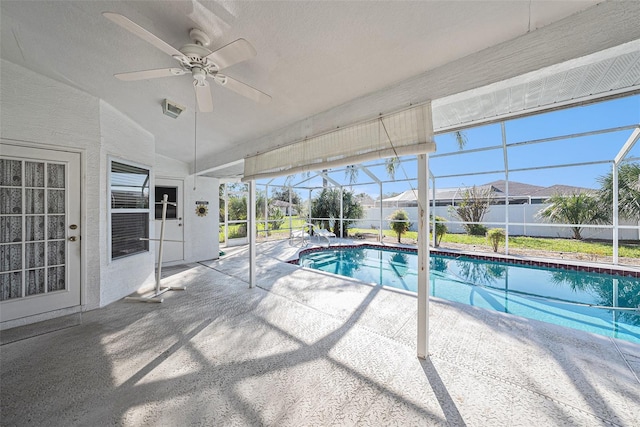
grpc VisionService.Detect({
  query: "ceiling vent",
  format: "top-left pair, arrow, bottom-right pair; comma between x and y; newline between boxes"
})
162,99 -> 185,119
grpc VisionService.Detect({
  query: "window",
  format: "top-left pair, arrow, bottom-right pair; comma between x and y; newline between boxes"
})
154,186 -> 177,219
110,160 -> 150,260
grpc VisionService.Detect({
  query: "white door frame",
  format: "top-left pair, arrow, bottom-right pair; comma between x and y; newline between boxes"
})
1,142 -> 82,323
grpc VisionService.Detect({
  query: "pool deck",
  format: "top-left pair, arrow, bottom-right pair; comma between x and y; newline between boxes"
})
1,238 -> 639,426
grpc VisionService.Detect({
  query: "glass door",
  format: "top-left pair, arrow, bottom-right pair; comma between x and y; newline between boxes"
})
1,143 -> 81,323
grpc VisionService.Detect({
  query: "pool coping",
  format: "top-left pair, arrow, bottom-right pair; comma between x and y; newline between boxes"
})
287,242 -> 640,279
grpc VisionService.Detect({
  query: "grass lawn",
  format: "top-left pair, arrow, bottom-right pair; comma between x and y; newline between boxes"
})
220,221 -> 639,260
349,227 -> 640,259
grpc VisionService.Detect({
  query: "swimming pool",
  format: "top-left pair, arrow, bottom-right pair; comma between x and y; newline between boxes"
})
298,246 -> 640,343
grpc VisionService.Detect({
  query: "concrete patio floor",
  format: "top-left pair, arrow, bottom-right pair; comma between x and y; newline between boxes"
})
1,239 -> 639,426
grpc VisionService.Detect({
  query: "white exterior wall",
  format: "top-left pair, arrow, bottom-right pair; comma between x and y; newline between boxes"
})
155,154 -> 220,263
1,60 -> 103,311
0,60 -> 223,328
99,101 -> 156,306
357,204 -> 640,240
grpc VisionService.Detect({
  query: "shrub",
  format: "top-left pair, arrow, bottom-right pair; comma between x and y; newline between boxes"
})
486,228 -> 506,252
268,206 -> 285,230
430,215 -> 448,247
468,224 -> 488,236
389,210 -> 412,243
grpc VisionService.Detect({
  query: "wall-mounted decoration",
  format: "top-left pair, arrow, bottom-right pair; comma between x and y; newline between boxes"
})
195,201 -> 209,217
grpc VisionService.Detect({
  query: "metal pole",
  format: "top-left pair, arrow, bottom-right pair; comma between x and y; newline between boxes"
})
264,184 -> 269,240
289,187 -> 293,238
379,182 -> 383,242
249,180 -> 256,288
155,194 -> 168,294
417,154 -> 430,359
224,183 -> 229,247
613,163 -> 619,264
340,186 -> 344,238
432,176 -> 436,247
502,122 -> 509,255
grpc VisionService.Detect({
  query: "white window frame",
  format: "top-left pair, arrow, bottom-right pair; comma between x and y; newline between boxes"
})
107,157 -> 152,261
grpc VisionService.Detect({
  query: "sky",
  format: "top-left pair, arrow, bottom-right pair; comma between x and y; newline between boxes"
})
257,94 -> 640,200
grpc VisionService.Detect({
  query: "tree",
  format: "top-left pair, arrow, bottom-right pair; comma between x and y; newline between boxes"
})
271,187 -> 302,206
310,188 -> 364,237
537,192 -> 608,240
597,162 -> 640,221
389,210 -> 412,243
450,185 -> 494,235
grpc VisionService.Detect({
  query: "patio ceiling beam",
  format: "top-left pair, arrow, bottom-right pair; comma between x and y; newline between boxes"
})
614,127 -> 640,165
291,172 -> 321,188
319,172 -> 342,187
358,165 -> 381,184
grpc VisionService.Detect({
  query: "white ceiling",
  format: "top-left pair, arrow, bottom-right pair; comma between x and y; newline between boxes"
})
2,1 -> 639,177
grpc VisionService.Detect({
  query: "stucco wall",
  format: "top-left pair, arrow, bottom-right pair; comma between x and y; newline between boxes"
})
99,101 -> 156,306
155,154 -> 219,263
0,60 -> 161,323
0,59 -> 103,311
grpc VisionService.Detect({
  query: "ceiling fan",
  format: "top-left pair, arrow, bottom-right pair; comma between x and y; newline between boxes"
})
103,12 -> 271,112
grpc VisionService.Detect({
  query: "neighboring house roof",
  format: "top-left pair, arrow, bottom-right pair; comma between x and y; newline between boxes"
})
482,180 -> 545,198
379,180 -> 596,205
529,184 -> 595,199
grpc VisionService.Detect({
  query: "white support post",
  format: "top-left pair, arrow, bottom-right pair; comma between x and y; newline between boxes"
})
379,182 -> 383,242
249,180 -> 257,288
502,122 -> 510,255
613,163 -> 619,265
308,189 -> 312,224
431,176 -> 436,247
224,183 -> 229,246
288,187 -> 293,238
264,184 -> 269,240
417,154 -> 430,359
340,186 -> 344,238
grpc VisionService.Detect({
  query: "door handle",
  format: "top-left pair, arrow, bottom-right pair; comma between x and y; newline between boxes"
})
69,236 -> 78,242
178,223 -> 182,227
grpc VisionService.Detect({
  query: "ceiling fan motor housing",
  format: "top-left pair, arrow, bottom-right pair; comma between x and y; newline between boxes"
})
179,44 -> 219,73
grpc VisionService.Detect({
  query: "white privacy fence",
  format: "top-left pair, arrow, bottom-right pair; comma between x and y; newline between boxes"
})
356,204 -> 640,240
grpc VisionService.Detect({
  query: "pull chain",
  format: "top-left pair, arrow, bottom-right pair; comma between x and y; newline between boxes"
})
193,111 -> 197,191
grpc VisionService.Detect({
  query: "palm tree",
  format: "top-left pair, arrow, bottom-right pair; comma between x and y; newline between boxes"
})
597,162 -> 640,221
389,210 -> 412,243
538,192 -> 608,240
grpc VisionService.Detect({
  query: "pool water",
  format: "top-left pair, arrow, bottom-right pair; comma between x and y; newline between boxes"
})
298,247 -> 640,343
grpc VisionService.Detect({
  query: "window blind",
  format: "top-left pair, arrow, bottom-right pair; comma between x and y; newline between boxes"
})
243,103 -> 435,182
110,160 -> 150,260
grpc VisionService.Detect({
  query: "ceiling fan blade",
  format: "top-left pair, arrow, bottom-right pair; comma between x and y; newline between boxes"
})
215,75 -> 271,104
194,81 -> 214,112
103,12 -> 184,58
204,39 -> 256,70
114,68 -> 186,81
